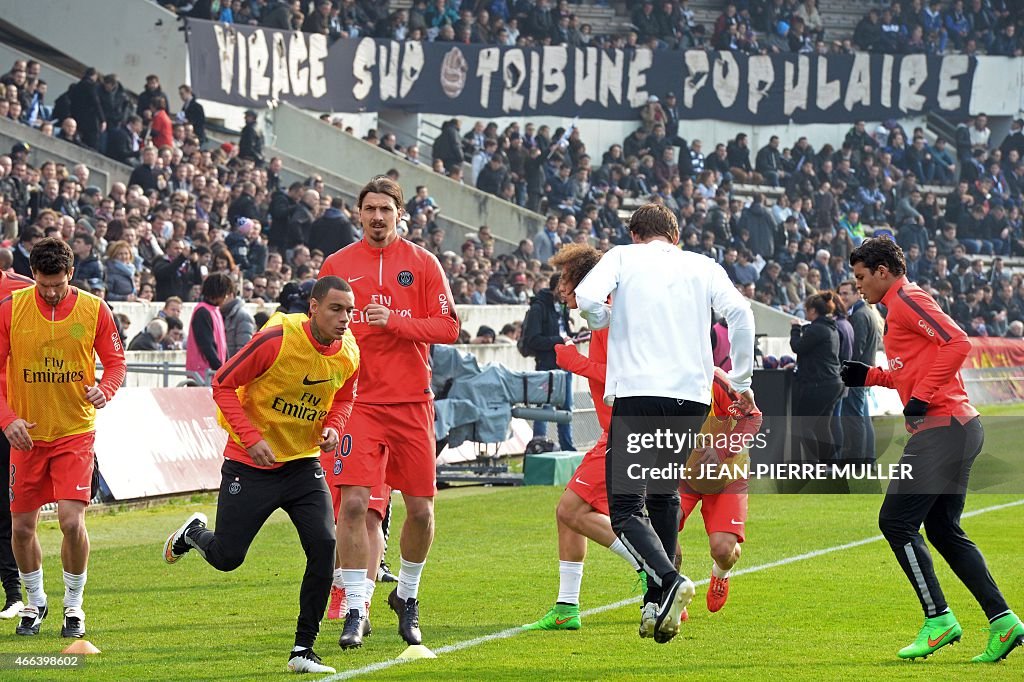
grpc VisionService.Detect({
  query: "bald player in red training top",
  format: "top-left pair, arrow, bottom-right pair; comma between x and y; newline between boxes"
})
0,238 -> 126,639
319,175 -> 459,650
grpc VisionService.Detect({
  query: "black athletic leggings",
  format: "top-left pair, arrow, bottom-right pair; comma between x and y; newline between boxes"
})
189,458 -> 336,649
879,418 -> 1010,621
606,396 -> 709,598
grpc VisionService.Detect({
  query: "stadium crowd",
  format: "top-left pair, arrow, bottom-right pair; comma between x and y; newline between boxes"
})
157,0 -> 1024,56
4,41 -> 1024,345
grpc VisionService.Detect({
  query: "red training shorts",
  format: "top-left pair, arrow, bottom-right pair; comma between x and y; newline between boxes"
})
321,448 -> 391,522
565,432 -> 609,516
679,479 -> 748,543
10,432 -> 95,513
335,402 -> 436,498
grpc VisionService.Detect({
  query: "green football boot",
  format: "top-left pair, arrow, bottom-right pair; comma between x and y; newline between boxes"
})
972,612 -> 1024,663
521,604 -> 581,631
897,612 -> 962,660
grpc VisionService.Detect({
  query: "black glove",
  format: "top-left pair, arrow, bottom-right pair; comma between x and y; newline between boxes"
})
840,361 -> 871,387
903,398 -> 929,431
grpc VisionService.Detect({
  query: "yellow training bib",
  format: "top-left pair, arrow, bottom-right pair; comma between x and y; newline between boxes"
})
218,313 -> 359,462
8,288 -> 101,442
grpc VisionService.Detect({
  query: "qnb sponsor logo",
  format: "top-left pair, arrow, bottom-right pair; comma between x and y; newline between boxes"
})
271,393 -> 329,422
918,319 -> 936,337
438,293 -> 450,316
889,356 -> 904,371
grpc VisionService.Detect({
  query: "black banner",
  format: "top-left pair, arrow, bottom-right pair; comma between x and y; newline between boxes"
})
186,18 -> 975,124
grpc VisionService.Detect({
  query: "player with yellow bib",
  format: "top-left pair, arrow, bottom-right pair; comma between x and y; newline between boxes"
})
162,276 -> 359,675
0,238 -> 126,640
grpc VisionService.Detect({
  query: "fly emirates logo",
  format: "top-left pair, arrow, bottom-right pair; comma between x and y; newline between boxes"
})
351,294 -> 412,325
23,355 -> 86,384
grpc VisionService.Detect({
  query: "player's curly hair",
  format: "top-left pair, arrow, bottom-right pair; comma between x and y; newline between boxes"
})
849,237 -> 906,276
549,243 -> 602,288
29,237 -> 74,276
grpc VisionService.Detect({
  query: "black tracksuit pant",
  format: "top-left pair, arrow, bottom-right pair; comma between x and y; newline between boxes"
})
879,417 -> 1010,621
607,396 -> 709,602
189,458 -> 336,649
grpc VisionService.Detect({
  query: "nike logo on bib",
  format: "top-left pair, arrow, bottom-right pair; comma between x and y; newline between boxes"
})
303,376 -> 330,386
314,471 -> 325,479
76,485 -> 90,491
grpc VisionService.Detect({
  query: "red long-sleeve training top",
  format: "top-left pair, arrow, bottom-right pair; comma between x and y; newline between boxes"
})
319,236 -> 460,404
865,276 -> 978,431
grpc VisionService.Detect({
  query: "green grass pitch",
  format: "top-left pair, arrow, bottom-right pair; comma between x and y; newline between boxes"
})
0,421 -> 1021,679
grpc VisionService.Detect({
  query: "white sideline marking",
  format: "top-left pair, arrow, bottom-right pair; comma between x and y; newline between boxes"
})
323,498 -> 1024,680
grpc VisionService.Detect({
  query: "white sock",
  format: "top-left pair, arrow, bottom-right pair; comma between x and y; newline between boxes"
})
608,538 -> 641,571
63,571 -> 87,609
556,560 -> 584,605
396,557 -> 425,601
341,569 -> 367,617
20,569 -> 45,608
364,578 -> 376,611
712,561 -> 731,579
332,568 -> 345,589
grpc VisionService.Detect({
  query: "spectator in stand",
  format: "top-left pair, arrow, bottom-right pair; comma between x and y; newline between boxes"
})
148,95 -> 173,149
134,73 -> 163,116
727,133 -> 762,185
308,196 -> 356,256
970,112 -> 991,152
12,226 -> 42,278
128,146 -> 161,194
71,232 -> 103,281
794,0 -> 824,41
220,283 -> 256,358
286,189 -> 319,249
67,68 -> 105,151
755,135 -> 787,187
128,317 -> 168,351
854,9 -> 883,51
55,117 -> 83,147
177,84 -> 207,145
153,238 -> 201,301
239,109 -> 265,166
106,114 -> 144,167
103,240 -> 137,302
945,0 -> 971,50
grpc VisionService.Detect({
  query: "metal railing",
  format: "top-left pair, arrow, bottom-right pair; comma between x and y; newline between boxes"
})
102,361 -> 213,387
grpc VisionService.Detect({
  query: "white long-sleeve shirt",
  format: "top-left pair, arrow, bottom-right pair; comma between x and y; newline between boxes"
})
575,240 -> 755,406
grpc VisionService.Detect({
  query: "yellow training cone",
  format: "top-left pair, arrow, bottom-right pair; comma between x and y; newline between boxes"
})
62,640 -> 101,655
397,644 -> 436,660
